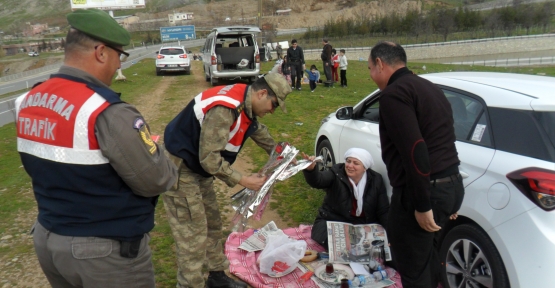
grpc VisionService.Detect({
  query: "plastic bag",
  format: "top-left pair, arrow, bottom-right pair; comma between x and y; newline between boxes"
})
258,234 -> 307,277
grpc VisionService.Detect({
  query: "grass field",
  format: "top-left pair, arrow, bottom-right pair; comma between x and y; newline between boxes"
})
1,58 -> 555,286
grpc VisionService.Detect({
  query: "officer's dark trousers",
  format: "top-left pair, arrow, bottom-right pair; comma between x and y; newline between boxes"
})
387,176 -> 464,288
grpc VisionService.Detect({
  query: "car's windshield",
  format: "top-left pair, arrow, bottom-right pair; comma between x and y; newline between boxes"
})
160,48 -> 185,55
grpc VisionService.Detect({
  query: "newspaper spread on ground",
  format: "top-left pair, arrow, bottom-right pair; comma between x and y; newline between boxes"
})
238,221 -> 285,252
327,221 -> 392,264
296,260 -> 395,288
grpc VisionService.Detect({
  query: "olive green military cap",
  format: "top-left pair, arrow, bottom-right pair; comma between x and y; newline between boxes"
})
264,73 -> 292,113
67,9 -> 130,46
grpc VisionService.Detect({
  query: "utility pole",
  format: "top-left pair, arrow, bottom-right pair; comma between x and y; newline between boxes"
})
258,0 -> 261,28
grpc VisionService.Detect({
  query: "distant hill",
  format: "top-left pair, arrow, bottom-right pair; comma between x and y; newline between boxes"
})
0,0 -> 523,35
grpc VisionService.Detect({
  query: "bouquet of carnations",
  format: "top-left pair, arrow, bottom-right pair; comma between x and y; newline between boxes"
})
230,142 -> 322,232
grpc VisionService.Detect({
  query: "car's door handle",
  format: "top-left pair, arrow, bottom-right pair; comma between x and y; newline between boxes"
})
460,171 -> 469,179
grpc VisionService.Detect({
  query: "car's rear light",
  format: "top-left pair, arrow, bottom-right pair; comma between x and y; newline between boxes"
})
179,54 -> 187,58
211,55 -> 217,65
157,55 -> 164,59
507,167 -> 555,211
255,53 -> 260,64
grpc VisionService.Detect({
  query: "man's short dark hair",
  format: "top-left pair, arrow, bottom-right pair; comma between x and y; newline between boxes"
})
340,49 -> 346,53
291,39 -> 297,44
370,41 -> 407,66
323,38 -> 329,43
65,28 -> 99,54
332,48 -> 336,54
251,77 -> 276,98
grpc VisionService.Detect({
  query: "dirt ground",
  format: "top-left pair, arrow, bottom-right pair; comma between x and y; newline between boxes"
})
0,61 -> 287,287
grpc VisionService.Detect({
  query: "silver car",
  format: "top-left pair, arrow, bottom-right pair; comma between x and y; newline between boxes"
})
202,26 -> 261,86
155,46 -> 191,76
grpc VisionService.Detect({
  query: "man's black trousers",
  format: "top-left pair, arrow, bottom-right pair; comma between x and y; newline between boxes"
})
323,60 -> 332,82
290,61 -> 303,89
387,176 -> 464,288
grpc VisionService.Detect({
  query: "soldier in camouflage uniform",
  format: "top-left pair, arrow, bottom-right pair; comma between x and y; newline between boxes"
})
163,73 -> 292,288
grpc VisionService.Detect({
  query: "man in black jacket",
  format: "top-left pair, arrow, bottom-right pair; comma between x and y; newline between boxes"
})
321,38 -> 332,84
286,39 -> 305,90
369,41 -> 464,288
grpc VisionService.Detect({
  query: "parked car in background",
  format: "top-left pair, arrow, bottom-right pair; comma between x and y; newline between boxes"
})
28,51 -> 39,57
202,26 -> 261,86
314,72 -> 555,288
155,46 -> 190,76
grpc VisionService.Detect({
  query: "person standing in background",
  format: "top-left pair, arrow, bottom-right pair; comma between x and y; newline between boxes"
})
305,64 -> 320,92
286,39 -> 305,91
321,38 -> 333,84
369,41 -> 464,288
15,9 -> 178,288
331,48 -> 339,83
339,49 -> 348,88
276,44 -> 283,60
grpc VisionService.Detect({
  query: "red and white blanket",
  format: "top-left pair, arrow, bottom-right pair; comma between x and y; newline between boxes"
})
225,224 -> 403,288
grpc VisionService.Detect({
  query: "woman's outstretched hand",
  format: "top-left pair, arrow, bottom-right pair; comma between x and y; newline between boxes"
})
301,152 -> 317,171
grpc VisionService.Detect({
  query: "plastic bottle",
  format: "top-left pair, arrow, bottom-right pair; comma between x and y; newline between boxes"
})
350,274 -> 376,286
372,268 -> 396,281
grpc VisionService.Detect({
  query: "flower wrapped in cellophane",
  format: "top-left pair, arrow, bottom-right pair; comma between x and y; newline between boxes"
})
230,142 -> 322,232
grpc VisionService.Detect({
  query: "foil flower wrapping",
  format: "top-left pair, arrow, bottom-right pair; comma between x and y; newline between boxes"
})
230,142 -> 322,232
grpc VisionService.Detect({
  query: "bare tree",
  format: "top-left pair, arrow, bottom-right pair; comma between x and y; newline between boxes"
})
484,10 -> 501,38
435,8 -> 455,41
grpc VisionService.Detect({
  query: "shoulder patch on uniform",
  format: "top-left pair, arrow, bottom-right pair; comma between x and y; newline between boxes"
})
235,102 -> 245,114
133,117 -> 145,130
138,124 -> 157,155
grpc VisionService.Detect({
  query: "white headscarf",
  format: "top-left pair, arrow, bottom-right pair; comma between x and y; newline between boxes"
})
344,148 -> 374,217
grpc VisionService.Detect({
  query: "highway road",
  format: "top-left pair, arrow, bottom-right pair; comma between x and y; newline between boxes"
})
0,39 -> 205,127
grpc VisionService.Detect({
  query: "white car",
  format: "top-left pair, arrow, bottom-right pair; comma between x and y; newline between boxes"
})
28,51 -> 39,57
315,72 -> 555,288
155,46 -> 191,76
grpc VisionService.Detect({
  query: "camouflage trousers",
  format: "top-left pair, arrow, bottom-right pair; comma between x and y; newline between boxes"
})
163,161 -> 229,288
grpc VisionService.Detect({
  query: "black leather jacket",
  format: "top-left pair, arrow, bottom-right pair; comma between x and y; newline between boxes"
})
303,163 -> 389,228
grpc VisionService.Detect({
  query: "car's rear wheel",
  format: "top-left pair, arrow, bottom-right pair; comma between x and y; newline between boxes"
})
204,67 -> 210,82
211,73 -> 218,86
156,68 -> 162,76
185,68 -> 191,75
440,224 -> 509,288
316,139 -> 335,171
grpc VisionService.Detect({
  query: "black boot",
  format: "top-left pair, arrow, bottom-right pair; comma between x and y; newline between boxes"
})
206,271 -> 247,288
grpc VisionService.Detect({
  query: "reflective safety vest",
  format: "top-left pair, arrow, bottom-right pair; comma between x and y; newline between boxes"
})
165,84 -> 259,177
16,74 -> 157,241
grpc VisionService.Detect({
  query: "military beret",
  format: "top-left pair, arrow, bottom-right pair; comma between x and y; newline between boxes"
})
264,73 -> 292,113
67,9 -> 130,47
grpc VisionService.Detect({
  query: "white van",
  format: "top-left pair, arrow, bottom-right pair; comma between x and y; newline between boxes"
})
202,26 -> 261,86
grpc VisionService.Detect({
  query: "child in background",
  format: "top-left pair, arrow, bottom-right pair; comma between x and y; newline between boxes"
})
281,56 -> 292,85
305,64 -> 321,92
331,49 -> 339,83
339,49 -> 348,88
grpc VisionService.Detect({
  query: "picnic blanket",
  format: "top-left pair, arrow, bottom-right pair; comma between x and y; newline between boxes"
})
225,224 -> 403,287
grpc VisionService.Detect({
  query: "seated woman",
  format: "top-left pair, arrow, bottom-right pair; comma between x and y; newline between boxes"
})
302,148 -> 389,250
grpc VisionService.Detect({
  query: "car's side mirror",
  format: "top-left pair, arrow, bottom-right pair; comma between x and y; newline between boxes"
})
188,50 -> 192,53
336,107 -> 353,120
155,51 -> 159,54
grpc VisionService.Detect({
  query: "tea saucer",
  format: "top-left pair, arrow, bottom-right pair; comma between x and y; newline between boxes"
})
314,263 -> 355,284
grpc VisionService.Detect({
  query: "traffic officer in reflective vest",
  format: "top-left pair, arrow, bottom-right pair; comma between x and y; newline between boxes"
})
15,9 -> 178,288
163,73 -> 292,288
